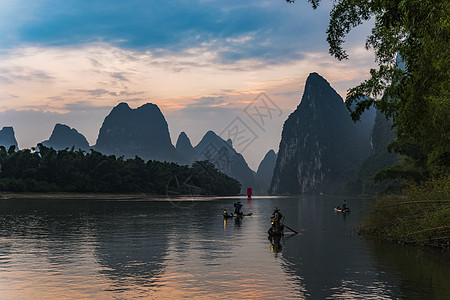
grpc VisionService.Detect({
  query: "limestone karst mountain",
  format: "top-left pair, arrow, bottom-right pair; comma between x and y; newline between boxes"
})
95,102 -> 184,163
269,72 -> 371,195
175,132 -> 196,164
42,123 -> 90,151
256,149 -> 277,194
194,130 -> 257,194
0,126 -> 19,150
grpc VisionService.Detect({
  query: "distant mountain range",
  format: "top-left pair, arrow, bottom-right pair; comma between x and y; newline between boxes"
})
3,72 -> 398,195
20,103 -> 258,194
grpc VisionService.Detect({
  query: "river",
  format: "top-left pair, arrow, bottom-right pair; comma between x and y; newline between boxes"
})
0,196 -> 449,299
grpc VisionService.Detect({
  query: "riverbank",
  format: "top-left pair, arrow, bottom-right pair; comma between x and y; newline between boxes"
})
358,176 -> 450,249
0,192 -> 233,201
0,192 -> 164,200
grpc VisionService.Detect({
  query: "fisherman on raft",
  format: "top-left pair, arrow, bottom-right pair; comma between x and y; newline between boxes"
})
234,201 -> 243,216
271,207 -> 284,233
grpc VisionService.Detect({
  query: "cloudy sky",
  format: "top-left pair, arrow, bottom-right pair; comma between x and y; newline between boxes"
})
0,0 -> 375,170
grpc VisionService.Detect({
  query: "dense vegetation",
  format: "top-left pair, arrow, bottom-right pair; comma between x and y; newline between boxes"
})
291,0 -> 449,182
288,0 -> 449,247
0,144 -> 241,195
359,177 -> 450,248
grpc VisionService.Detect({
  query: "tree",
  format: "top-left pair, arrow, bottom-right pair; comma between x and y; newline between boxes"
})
288,0 -> 450,181
0,145 -> 242,195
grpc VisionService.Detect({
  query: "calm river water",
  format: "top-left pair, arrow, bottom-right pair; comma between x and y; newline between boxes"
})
0,196 -> 449,299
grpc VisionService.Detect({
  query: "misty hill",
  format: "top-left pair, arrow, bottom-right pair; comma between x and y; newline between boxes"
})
351,99 -> 376,159
95,103 -> 184,163
256,149 -> 277,194
0,126 -> 18,150
270,72 -> 371,195
42,123 -> 90,151
357,110 -> 398,193
194,130 -> 257,194
176,132 -> 196,163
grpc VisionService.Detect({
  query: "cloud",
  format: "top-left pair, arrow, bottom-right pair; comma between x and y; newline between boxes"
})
72,89 -> 144,97
88,58 -> 103,68
1,0 -> 332,65
0,75 -> 12,84
0,1 -> 378,169
61,101 -> 111,112
0,66 -> 53,84
110,72 -> 129,82
183,96 -> 227,110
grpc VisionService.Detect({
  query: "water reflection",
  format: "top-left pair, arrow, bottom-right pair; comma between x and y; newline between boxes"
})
269,234 -> 283,254
0,199 -> 98,266
368,240 -> 450,299
266,196 -> 402,299
91,201 -> 170,294
0,197 -> 448,299
0,199 -> 111,298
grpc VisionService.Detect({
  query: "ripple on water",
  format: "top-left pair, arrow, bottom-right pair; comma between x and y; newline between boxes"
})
0,197 -> 449,299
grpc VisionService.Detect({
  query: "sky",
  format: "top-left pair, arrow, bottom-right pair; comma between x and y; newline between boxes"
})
0,0 -> 376,170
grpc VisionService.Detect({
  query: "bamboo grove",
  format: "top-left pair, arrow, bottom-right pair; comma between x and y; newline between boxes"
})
0,145 -> 241,195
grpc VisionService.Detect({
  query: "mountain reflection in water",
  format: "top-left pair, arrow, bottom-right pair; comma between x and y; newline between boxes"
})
0,196 -> 449,299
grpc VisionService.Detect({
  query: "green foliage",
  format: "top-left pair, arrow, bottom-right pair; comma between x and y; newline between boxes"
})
288,0 -> 450,183
359,176 -> 450,248
0,144 -> 241,195
287,0 -> 450,249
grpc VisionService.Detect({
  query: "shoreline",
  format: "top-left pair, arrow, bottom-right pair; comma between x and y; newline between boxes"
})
0,192 -> 364,200
0,192 -> 164,200
0,192 -> 251,200
358,186 -> 450,250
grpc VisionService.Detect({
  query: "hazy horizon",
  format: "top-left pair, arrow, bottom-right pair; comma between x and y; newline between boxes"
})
0,0 -> 376,170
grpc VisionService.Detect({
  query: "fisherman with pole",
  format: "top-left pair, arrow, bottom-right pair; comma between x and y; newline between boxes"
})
268,207 -> 298,235
234,201 -> 243,216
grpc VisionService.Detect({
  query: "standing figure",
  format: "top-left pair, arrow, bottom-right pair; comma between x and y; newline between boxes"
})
234,201 -> 243,215
270,207 -> 284,234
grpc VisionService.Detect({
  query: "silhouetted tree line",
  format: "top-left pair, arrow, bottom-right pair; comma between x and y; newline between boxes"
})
0,144 -> 241,195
